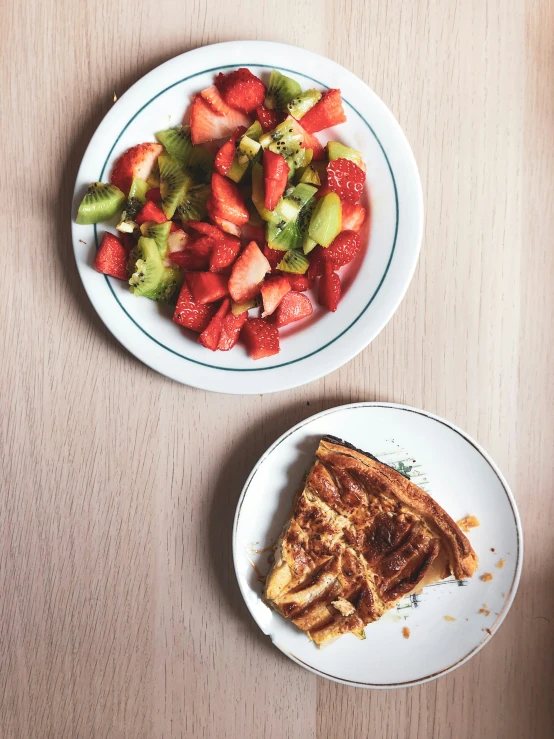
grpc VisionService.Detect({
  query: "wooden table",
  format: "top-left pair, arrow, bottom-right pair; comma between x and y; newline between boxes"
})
2,1 -> 553,736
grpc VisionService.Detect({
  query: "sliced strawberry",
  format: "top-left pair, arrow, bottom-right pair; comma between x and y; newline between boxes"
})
120,233 -> 136,256
169,221 -> 180,233
263,150 -> 290,211
307,246 -> 325,281
145,187 -> 162,203
323,231 -> 362,268
326,158 -> 365,203
315,181 -> 332,199
241,318 -> 280,359
93,232 -> 128,280
300,89 -> 346,133
166,229 -> 190,262
215,69 -> 266,113
211,173 -> 249,226
214,126 -> 247,176
260,276 -> 291,317
110,142 -> 163,195
210,236 -> 241,273
198,298 -> 230,351
170,236 -> 214,270
281,273 -> 313,292
228,241 -> 271,303
217,310 -> 248,351
318,263 -> 341,312
263,245 -> 284,272
340,202 -> 367,232
135,201 -> 167,225
272,291 -> 313,327
173,282 -> 216,332
188,221 -> 226,241
190,87 -> 250,145
240,222 -> 266,246
255,105 -> 285,133
186,271 -> 229,304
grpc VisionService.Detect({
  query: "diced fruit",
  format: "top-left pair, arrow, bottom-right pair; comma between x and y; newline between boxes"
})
326,141 -> 365,171
263,245 -> 284,271
117,177 -> 150,233
190,88 -> 250,145
228,241 -> 271,302
308,193 -> 342,246
327,158 -> 365,203
93,232 -> 128,280
210,236 -> 241,273
155,125 -> 213,182
120,233 -> 136,256
139,220 -> 171,257
274,183 -> 317,223
272,291 -> 313,327
188,221 -> 226,241
277,250 -> 309,274
214,126 -> 247,176
173,282 -> 216,332
298,164 -> 321,186
110,143 -> 163,195
264,70 -> 302,111
300,89 -> 346,133
240,222 -> 265,246
169,222 -> 180,233
210,172 -> 249,226
165,229 -> 190,266
288,89 -> 322,119
244,120 -> 263,141
226,156 -> 249,183
135,201 -> 167,225
307,246 -> 325,280
215,68 -> 266,113
323,230 -> 362,268
281,273 -> 313,292
241,318 -> 280,359
263,150 -> 290,210
251,162 -> 282,224
185,270 -> 228,304
231,298 -> 258,315
318,264 -> 341,311
158,154 -> 192,218
303,236 -> 318,255
76,183 -> 125,225
260,276 -> 291,316
128,236 -> 181,302
198,298 -> 231,351
145,187 -> 162,202
217,310 -> 248,350
340,202 -> 367,232
169,236 -> 214,270
260,116 -> 324,161
175,183 -> 211,224
237,135 -> 261,163
255,105 -> 284,133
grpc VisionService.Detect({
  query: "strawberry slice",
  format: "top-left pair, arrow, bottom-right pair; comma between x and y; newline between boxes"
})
120,233 -> 136,256
190,87 -> 250,145
110,142 -> 163,195
217,310 -> 248,351
198,298 -> 231,351
228,241 -> 271,303
145,187 -> 162,203
263,245 -> 284,272
135,201 -> 167,225
210,236 -> 241,273
272,291 -> 313,327
170,236 -> 214,270
281,273 -> 313,292
240,222 -> 266,246
210,173 -> 249,226
318,263 -> 341,311
241,318 -> 280,359
260,276 -> 291,317
173,282 -> 216,333
93,232 -> 128,280
206,199 -> 243,237
340,202 -> 367,232
214,126 -> 247,176
215,69 -> 266,113
263,150 -> 290,211
188,221 -> 226,241
165,229 -> 190,264
323,231 -> 362,268
307,246 -> 325,281
300,89 -> 346,133
327,158 -> 365,204
186,271 -> 229,304
255,105 -> 285,133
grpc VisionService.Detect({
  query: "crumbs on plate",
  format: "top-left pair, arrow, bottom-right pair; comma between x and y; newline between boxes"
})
402,627 -> 410,639
481,572 -> 493,582
457,515 -> 480,533
478,605 -> 491,617
496,558 -> 505,569
444,615 -> 456,622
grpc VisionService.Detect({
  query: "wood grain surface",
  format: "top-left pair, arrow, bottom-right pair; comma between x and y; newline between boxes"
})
1,0 -> 553,737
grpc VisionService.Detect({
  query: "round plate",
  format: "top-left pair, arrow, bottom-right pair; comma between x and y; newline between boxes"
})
233,403 -> 522,688
72,42 -> 423,394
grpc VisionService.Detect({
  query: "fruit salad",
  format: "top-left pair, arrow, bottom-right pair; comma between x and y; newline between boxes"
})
76,68 -> 369,359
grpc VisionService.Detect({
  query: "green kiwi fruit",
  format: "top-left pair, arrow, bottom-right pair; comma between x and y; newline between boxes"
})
231,298 -> 258,315
76,182 -> 125,225
277,249 -> 309,274
155,125 -> 213,183
227,156 -> 250,183
175,183 -> 211,224
147,161 -> 160,188
286,147 -> 312,173
117,177 -> 149,233
297,164 -> 321,186
308,193 -> 342,247
244,120 -> 263,142
266,196 -> 315,251
264,70 -> 302,111
259,119 -> 302,157
303,235 -> 318,255
237,135 -> 261,164
139,220 -> 171,257
128,237 -> 181,302
287,89 -> 322,119
326,141 -> 365,169
158,154 -> 192,219
251,163 -> 283,225
274,183 -> 317,223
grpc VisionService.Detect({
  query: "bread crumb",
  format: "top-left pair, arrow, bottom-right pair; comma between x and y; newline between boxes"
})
496,558 -> 505,569
501,592 -> 506,598
478,605 -> 491,617
457,515 -> 480,532
466,618 -> 469,622
402,627 -> 410,639
481,572 -> 493,582
490,547 -> 495,552
486,628 -> 492,635
113,92 -> 118,102
444,615 -> 456,622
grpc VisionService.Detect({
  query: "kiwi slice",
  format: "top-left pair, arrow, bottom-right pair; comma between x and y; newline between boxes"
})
139,220 -> 171,258
159,154 -> 192,219
128,236 -> 181,302
264,70 -> 302,112
308,193 -> 342,247
237,135 -> 261,164
227,156 -> 250,183
277,250 -> 309,274
286,147 -> 312,172
251,163 -> 283,225
117,177 -> 149,233
303,236 -> 318,255
274,183 -> 317,223
259,119 -> 303,158
244,120 -> 263,142
76,182 -> 125,225
147,161 -> 160,188
267,197 -> 315,251
287,89 -> 322,119
231,298 -> 258,315
175,183 -> 211,224
297,164 -> 321,186
155,125 -> 213,183
327,141 -> 365,169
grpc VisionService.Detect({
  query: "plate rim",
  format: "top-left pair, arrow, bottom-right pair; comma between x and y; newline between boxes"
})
232,401 -> 523,688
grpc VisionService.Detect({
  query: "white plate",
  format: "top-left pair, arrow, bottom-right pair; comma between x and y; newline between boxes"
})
72,42 -> 423,394
233,403 -> 522,688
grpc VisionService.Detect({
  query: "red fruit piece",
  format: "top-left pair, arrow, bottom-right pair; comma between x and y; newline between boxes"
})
173,282 -> 216,332
211,173 -> 249,226
145,187 -> 162,203
93,232 -> 128,280
323,231 -> 362,268
327,158 -> 365,204
263,245 -> 284,272
214,126 -> 247,176
210,236 -> 241,273
169,222 -> 180,233
120,232 -> 136,256
318,264 -> 341,312
260,276 -> 291,317
340,202 -> 367,232
170,236 -> 214,270
240,222 -> 266,246
281,273 -> 313,292
190,87 -> 250,145
263,150 -> 290,211
272,291 -> 313,327
215,69 -> 266,114
300,89 -> 346,133
188,221 -> 226,241
110,142 -> 163,195
135,201 -> 167,225
186,271 -> 229,304
198,298 -> 231,351
255,105 -> 285,132
229,241 -> 271,303
241,318 -> 280,360
307,246 -> 325,281
217,311 -> 248,351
